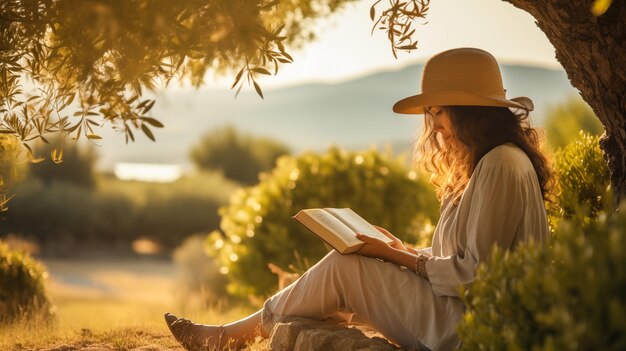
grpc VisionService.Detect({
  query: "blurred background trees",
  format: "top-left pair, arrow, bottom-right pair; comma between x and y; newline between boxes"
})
544,96 -> 604,150
28,140 -> 98,189
190,125 -> 290,185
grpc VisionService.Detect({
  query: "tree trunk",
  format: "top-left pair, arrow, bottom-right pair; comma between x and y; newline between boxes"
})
504,0 -> 626,207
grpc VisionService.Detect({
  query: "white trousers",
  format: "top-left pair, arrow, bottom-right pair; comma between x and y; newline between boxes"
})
261,250 -> 464,350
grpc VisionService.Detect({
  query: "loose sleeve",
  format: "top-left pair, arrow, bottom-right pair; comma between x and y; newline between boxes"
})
415,247 -> 432,256
424,163 -> 525,297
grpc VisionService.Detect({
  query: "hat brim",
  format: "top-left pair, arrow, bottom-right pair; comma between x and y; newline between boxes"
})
392,91 -> 534,115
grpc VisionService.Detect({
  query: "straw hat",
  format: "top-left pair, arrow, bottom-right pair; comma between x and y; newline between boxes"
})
393,48 -> 534,114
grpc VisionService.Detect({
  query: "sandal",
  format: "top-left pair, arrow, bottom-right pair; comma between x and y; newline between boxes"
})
164,312 -> 226,351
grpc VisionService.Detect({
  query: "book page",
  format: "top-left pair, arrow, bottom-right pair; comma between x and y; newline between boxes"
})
325,208 -> 393,244
302,209 -> 362,246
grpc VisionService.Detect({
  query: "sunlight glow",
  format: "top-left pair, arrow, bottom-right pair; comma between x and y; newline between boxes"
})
114,163 -> 183,183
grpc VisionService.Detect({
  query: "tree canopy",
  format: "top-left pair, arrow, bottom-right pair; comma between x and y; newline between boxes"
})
0,0 -> 428,153
2,0 -> 623,204
190,125 -> 290,185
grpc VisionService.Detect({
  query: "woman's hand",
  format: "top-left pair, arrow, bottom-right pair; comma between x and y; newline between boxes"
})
372,225 -> 411,253
354,233 -> 395,260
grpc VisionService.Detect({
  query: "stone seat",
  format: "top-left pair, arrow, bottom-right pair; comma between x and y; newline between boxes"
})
268,316 -> 417,351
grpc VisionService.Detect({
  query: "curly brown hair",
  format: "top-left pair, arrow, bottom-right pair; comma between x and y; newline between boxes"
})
413,105 -> 556,206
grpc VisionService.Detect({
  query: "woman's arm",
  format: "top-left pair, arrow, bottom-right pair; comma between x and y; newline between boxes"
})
354,233 -> 430,280
371,225 -> 427,255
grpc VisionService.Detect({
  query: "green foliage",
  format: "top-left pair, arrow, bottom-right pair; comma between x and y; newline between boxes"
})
0,0 -> 427,153
190,125 -> 290,185
544,96 -> 604,150
458,200 -> 626,350
0,241 -> 55,324
1,172 -> 238,254
0,0 -> 363,150
209,146 -> 439,298
369,0 -> 429,58
548,132 -> 611,228
28,140 -> 98,189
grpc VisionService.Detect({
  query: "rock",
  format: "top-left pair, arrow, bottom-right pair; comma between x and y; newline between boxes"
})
42,345 -> 78,351
78,346 -> 114,351
268,316 -> 402,351
269,317 -> 332,350
130,345 -> 164,351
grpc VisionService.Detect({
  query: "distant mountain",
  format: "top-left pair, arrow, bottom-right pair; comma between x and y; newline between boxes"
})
95,63 -> 579,170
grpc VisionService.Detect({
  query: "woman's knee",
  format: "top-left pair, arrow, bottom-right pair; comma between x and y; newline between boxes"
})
318,250 -> 361,272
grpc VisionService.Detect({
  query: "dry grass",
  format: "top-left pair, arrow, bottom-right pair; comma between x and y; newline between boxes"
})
0,258 -> 269,351
0,298 -> 267,351
0,296 -> 267,351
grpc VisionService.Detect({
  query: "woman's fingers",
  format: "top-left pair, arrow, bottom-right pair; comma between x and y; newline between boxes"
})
373,225 -> 390,235
356,233 -> 387,246
373,225 -> 395,240
373,225 -> 400,242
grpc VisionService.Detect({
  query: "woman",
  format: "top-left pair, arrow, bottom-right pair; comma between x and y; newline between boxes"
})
164,47 -> 554,350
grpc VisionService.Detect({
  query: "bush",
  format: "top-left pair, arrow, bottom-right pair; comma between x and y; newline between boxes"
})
0,241 -> 55,324
209,146 -> 439,298
548,132 -> 611,229
458,200 -> 626,350
190,125 -> 290,185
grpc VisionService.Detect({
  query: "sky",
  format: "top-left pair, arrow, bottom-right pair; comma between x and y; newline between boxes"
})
201,0 -> 561,90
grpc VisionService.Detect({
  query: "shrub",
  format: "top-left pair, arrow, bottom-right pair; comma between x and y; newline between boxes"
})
190,125 -> 290,185
548,132 -> 611,228
209,146 -> 439,298
0,241 -> 55,324
458,200 -> 626,350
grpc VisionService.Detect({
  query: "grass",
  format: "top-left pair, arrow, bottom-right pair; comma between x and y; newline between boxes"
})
0,296 -> 270,351
0,258 -> 268,351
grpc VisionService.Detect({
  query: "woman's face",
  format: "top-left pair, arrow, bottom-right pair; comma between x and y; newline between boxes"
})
426,106 -> 455,145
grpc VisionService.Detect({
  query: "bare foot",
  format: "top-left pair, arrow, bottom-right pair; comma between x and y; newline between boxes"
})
164,313 -> 227,351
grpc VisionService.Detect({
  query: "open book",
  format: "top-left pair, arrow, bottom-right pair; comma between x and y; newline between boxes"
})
292,208 -> 394,254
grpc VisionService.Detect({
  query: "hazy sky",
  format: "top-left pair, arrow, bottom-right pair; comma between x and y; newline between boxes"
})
201,0 -> 561,90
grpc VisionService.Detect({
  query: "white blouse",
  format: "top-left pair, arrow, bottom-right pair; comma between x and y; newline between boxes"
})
424,142 -> 550,297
